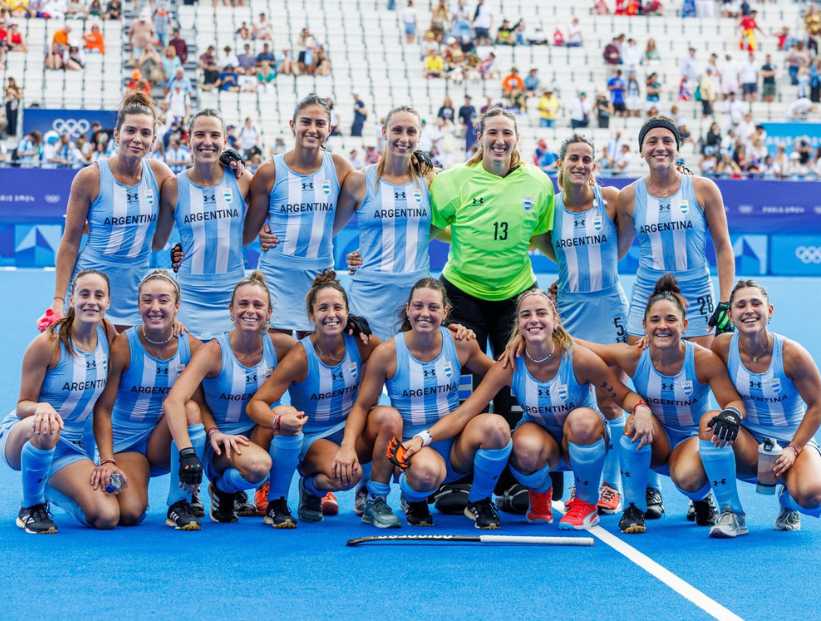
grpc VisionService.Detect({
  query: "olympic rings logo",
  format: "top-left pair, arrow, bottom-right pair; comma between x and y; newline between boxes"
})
51,118 -> 91,138
794,246 -> 821,264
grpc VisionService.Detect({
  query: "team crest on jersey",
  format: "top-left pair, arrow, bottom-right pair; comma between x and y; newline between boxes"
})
682,380 -> 693,397
223,189 -> 233,204
769,378 -> 781,394
592,215 -> 603,232
522,197 -> 534,212
145,190 -> 154,204
679,201 -> 689,215
442,362 -> 453,378
322,180 -> 332,195
349,362 -> 358,378
556,384 -> 568,401
413,190 -> 423,203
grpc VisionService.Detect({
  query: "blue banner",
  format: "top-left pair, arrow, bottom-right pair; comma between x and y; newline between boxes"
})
0,168 -> 73,223
761,122 -> 821,154
770,235 -> 821,276
22,108 -> 117,140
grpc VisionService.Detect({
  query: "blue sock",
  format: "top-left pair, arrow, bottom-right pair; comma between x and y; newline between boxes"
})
675,480 -> 710,501
21,441 -> 55,508
216,467 -> 258,493
468,441 -> 513,502
619,434 -> 651,512
569,438 -> 607,505
267,433 -> 303,501
779,486 -> 821,517
45,484 -> 90,527
359,462 -> 372,489
601,415 -> 624,489
510,463 -> 552,493
648,470 -> 662,492
367,480 -> 390,500
399,472 -> 434,502
699,440 -> 743,514
302,475 -> 324,497
167,424 -> 206,506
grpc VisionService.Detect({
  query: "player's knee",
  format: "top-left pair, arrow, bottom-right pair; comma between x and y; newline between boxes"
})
29,427 -> 61,450
565,408 -> 602,442
793,486 -> 821,510
671,466 -> 706,493
407,460 -> 443,491
118,507 -> 147,526
477,414 -> 511,448
88,502 -> 120,530
372,406 -> 403,437
512,434 -> 542,471
184,400 -> 202,425
245,454 -> 273,483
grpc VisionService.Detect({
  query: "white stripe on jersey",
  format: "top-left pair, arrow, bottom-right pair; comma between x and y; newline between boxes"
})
79,345 -> 107,423
59,354 -> 86,421
128,179 -> 153,258
133,355 -> 158,421
215,187 -> 232,273
646,198 -> 665,271
306,169 -> 328,259
404,185 -> 420,272
315,366 -> 332,422
283,174 -> 304,255
190,186 -> 207,275
225,361 -> 245,423
105,184 -> 129,255
586,213 -> 603,291
380,183 -> 397,272
408,359 -> 426,427
561,211 -> 580,292
673,375 -> 694,428
434,357 -> 449,417
671,200 -> 688,272
341,361 -> 357,413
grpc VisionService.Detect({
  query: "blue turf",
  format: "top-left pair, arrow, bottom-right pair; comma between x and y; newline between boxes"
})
1,270 -> 819,620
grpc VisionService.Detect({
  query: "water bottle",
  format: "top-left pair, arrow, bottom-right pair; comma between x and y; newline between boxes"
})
756,438 -> 782,495
105,472 -> 124,495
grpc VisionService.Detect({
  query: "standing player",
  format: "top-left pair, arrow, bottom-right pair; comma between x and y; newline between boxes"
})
348,278 -> 509,529
580,276 -> 745,535
429,106 -> 554,513
246,271 -> 387,527
153,110 -> 254,339
245,94 -> 357,335
48,94 -> 174,330
708,280 -> 821,534
1,270 -> 119,533
163,272 -> 296,523
92,271 -> 206,530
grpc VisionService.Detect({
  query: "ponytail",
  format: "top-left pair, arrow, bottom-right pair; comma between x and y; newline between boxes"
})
116,92 -> 157,132
305,269 -> 349,316
643,273 -> 687,320
52,269 -> 111,356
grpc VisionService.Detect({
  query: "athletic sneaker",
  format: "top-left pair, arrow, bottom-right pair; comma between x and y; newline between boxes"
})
264,497 -> 297,529
16,503 -> 58,535
353,483 -> 368,516
644,487 -> 665,520
464,498 -> 501,530
432,482 -> 471,515
190,487 -> 205,518
298,478 -> 323,522
254,482 -> 270,516
234,490 -> 257,517
166,500 -> 201,531
692,495 -> 718,526
619,503 -> 646,534
597,483 -> 622,514
401,496 -> 434,526
496,483 -> 529,515
775,508 -> 801,532
208,483 -> 238,523
560,497 -> 600,530
526,488 -> 553,524
362,496 -> 401,528
709,511 -> 748,538
321,491 -> 339,516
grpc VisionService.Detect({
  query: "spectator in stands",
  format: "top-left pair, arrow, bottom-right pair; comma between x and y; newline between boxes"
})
473,0 -> 493,46
724,91 -> 746,126
760,53 -> 776,103
701,121 -> 722,158
216,64 -> 240,92
715,152 -> 742,178
607,69 -> 627,117
256,59 -> 276,90
739,9 -> 763,52
786,42 -> 809,86
424,48 -> 444,78
277,49 -> 293,76
46,132 -> 72,167
603,34 -> 623,65
164,136 -> 190,174
4,76 -> 21,137
253,12 -> 273,40
199,45 -> 219,91
236,21 -> 252,42
160,45 -> 182,85
105,0 -> 121,20
65,44 -> 84,70
679,46 -> 701,91
16,130 -> 42,166
458,94 -> 477,152
698,67 -> 718,117
314,45 -> 331,76
138,44 -> 164,85
66,0 -> 87,17
552,27 -> 565,47
256,42 -> 274,65
595,91 -> 611,128
166,82 -> 191,122
169,28 -> 188,65
644,37 -> 660,63
166,67 -> 190,96
496,18 -> 520,45
501,67 -> 524,96
70,133 -> 92,167
237,43 -> 256,75
533,138 -> 558,173
566,17 -> 582,47
719,53 -> 739,100
297,27 -> 317,74
537,87 -> 559,127
594,0 -> 610,15
477,50 -> 496,80
613,143 -> 635,175
443,38 -> 466,81
237,117 -> 260,159
153,1 -> 172,47
739,51 -> 758,102
428,0 -> 449,41
437,96 -> 455,123
6,22 -> 25,52
219,45 -> 239,71
643,0 -> 662,15
401,0 -> 417,43
83,23 -> 105,55
623,37 -> 641,74
129,16 -> 154,65
811,58 -> 821,104
523,67 -> 540,95
525,24 -> 547,45
351,94 -> 367,137
569,90 -> 591,129
625,72 -> 641,117
645,71 -> 661,104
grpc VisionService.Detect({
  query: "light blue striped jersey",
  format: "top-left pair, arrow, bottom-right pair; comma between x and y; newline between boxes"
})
632,341 -> 709,435
289,334 -> 362,434
727,332 -> 804,443
174,170 -> 246,286
552,185 -> 620,294
511,350 -> 595,431
202,333 -> 277,434
632,175 -> 708,280
111,328 -> 191,429
39,325 -> 109,443
387,328 -> 461,438
86,158 -> 160,262
259,151 -> 340,268
357,165 -> 431,275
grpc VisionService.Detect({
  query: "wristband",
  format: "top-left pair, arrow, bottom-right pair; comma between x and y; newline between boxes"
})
414,430 -> 433,447
787,444 -> 802,457
205,426 -> 218,437
99,457 -> 116,466
632,400 -> 648,415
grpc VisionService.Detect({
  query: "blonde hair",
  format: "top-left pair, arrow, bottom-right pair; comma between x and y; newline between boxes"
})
138,269 -> 180,303
375,106 -> 434,185
466,106 -> 522,172
506,289 -> 573,353
230,270 -> 272,309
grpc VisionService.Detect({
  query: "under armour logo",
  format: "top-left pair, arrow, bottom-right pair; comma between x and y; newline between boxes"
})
245,372 -> 257,383
423,368 -> 438,378
659,202 -> 671,212
394,191 -> 406,200
750,380 -> 762,389
301,182 -> 314,191
712,478 -> 727,486
126,192 -> 140,202
574,217 -> 586,227
156,367 -> 169,376
622,471 -> 632,478
538,387 -> 551,397
203,193 -> 217,204
662,382 -> 675,391
471,196 -> 485,206
331,370 -> 344,381
86,360 -> 97,370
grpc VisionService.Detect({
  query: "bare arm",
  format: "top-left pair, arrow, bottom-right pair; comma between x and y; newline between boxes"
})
333,168 -> 365,234
695,348 -> 745,414
92,333 -> 130,462
697,176 -> 734,303
246,344 -> 308,428
531,231 -> 556,261
783,340 -> 821,451
153,174 -> 177,250
615,182 -> 636,259
243,161 -> 274,245
573,346 -> 646,414
341,343 -> 393,449
16,334 -> 58,418
572,337 -> 639,376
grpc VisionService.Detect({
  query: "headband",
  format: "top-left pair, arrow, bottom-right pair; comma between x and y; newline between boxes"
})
638,118 -> 681,150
